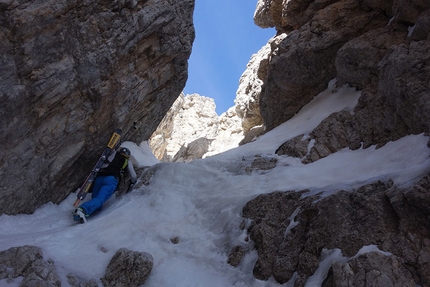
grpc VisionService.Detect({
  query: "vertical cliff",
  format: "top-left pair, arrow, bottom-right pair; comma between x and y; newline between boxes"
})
0,0 -> 195,215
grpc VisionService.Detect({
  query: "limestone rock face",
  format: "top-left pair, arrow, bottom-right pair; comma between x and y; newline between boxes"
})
235,39 -> 272,134
237,0 -> 430,161
237,175 -> 430,286
260,0 -> 389,131
149,93 -> 243,162
0,0 -> 194,214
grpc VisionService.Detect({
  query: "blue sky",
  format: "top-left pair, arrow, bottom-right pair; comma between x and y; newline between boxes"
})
183,1 -> 275,115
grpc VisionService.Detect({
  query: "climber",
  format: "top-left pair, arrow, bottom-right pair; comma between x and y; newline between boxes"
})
73,147 -> 137,223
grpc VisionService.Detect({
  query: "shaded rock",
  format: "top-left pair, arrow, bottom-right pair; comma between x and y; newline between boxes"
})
67,273 -> 99,287
275,134 -> 311,159
0,0 -> 195,215
101,248 -> 153,287
172,137 -> 213,163
336,26 -> 407,90
0,245 -> 60,287
245,156 -> 278,173
392,0 -> 430,24
329,252 -> 415,287
246,1 -> 429,158
241,175 -> 430,286
410,9 -> 430,41
239,125 -> 265,146
227,246 -> 246,267
170,237 -> 179,244
254,0 -> 338,32
279,89 -> 410,164
378,40 -> 430,134
260,0 -> 388,132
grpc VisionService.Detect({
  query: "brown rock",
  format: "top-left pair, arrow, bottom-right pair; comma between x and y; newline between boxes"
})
260,0 -> 388,131
241,176 -> 430,286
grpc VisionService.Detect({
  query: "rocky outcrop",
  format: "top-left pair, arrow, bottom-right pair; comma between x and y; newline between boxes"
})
232,174 -> 430,286
149,93 -> 186,160
239,0 -> 430,161
0,0 -> 195,215
238,0 -> 430,144
0,245 -> 154,287
277,34 -> 430,163
0,245 -> 61,286
101,248 -> 153,287
259,0 -> 390,131
149,93 -> 243,162
235,39 -> 272,134
276,90 -> 411,163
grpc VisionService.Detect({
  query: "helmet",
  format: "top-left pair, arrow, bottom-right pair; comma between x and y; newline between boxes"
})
119,147 -> 131,158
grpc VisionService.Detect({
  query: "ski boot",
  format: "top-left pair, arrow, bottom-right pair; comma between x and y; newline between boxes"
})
73,207 -> 88,224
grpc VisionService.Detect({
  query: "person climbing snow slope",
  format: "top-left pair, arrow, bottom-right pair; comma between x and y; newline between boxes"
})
73,147 -> 137,223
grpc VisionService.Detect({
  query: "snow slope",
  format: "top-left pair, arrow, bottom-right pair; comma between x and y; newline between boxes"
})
1,81 -> 429,286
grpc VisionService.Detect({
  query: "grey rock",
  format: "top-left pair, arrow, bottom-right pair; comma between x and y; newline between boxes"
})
172,137 -> 213,163
0,0 -> 195,215
260,0 -> 388,132
279,88 -> 412,164
0,245 -> 61,287
241,175 -> 430,286
391,0 -> 430,24
227,245 -> 246,267
245,156 -> 278,173
329,252 -> 415,287
336,27 -> 407,90
101,248 -> 153,287
275,134 -> 310,159
410,9 -> 430,41
170,237 -> 179,244
239,125 -> 265,146
378,40 -> 430,134
67,273 -> 99,287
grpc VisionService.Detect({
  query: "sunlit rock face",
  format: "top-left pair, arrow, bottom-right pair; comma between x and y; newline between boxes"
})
0,0 -> 195,215
149,93 -> 243,162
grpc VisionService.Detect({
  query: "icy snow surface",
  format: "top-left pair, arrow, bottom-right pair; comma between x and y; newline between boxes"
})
1,81 -> 429,286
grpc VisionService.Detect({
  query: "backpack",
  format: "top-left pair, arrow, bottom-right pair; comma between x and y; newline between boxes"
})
99,151 -> 129,182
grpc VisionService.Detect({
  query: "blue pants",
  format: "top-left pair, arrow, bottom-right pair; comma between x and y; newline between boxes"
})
80,175 -> 118,216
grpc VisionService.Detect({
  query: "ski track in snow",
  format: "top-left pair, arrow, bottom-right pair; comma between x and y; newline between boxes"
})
1,81 -> 429,286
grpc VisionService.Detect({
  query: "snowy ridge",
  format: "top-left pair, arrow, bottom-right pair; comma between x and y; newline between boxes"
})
1,82 -> 429,286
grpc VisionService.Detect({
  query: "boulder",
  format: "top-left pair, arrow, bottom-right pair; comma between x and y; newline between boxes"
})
101,248 -> 153,287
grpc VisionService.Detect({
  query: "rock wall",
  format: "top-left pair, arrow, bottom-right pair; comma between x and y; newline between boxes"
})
0,0 -> 195,215
227,0 -> 430,285
236,0 -> 430,162
243,0 -> 430,138
149,93 -> 243,162
234,175 -> 430,286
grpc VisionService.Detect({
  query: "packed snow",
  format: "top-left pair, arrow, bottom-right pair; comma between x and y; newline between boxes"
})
1,80 -> 429,286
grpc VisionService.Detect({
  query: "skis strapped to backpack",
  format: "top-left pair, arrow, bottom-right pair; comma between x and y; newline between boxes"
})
73,129 -> 122,207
